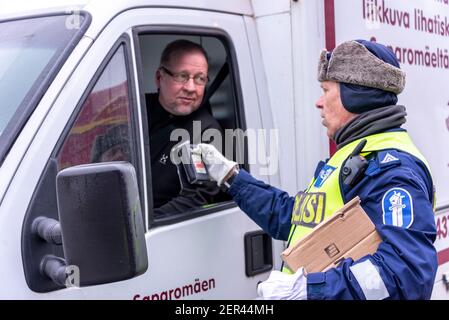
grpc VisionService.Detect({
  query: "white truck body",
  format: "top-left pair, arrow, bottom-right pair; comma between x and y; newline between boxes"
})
0,0 -> 447,299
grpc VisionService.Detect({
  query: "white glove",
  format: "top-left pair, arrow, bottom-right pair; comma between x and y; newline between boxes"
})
257,268 -> 307,300
193,143 -> 238,186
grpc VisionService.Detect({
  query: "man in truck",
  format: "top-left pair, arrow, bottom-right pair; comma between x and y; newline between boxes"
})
146,39 -> 225,218
194,39 -> 438,299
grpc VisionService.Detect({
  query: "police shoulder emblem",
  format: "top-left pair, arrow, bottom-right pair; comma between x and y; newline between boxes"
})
382,187 -> 414,228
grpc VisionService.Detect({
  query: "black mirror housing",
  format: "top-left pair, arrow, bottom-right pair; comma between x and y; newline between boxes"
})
56,162 -> 148,286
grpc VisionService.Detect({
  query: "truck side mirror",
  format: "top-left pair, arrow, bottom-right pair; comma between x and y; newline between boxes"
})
55,162 -> 148,287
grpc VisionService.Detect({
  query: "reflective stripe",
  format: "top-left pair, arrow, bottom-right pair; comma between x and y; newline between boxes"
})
350,260 -> 389,300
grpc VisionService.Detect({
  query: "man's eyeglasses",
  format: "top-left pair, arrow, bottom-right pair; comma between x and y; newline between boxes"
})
160,66 -> 209,86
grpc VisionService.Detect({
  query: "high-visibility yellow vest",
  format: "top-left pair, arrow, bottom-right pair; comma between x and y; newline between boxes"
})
282,131 -> 432,273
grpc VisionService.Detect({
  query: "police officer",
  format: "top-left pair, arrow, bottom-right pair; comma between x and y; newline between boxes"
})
194,40 -> 438,300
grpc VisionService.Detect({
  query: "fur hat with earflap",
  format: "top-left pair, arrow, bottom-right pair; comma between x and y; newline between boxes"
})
318,40 -> 406,114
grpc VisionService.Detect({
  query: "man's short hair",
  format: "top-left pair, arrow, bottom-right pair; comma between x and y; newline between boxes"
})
160,39 -> 209,67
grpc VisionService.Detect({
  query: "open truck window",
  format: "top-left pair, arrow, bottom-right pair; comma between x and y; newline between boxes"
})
134,32 -> 247,225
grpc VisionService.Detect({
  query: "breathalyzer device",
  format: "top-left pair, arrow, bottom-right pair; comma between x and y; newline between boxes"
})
172,141 -> 210,185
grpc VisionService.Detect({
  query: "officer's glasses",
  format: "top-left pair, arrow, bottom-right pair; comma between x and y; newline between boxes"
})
160,66 -> 209,86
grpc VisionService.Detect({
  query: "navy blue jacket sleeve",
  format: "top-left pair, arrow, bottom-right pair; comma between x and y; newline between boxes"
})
228,169 -> 293,240
307,152 -> 438,300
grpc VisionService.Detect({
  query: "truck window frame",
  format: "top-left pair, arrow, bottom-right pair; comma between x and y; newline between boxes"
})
0,11 -> 91,166
132,26 -> 248,227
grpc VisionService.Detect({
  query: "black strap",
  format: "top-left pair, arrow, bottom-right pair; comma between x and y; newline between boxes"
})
203,61 -> 229,104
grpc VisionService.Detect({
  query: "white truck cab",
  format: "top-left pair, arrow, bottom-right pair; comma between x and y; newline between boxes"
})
0,0 -> 448,299
0,0 -> 290,299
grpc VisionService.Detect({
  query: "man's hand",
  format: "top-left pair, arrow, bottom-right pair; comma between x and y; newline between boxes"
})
257,268 -> 307,300
193,144 -> 238,186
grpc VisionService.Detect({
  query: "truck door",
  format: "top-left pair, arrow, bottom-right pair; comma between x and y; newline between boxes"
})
14,8 -> 281,299
126,9 -> 280,300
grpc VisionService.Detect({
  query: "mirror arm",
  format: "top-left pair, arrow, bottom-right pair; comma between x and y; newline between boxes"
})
32,216 -> 62,245
40,255 -> 67,287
